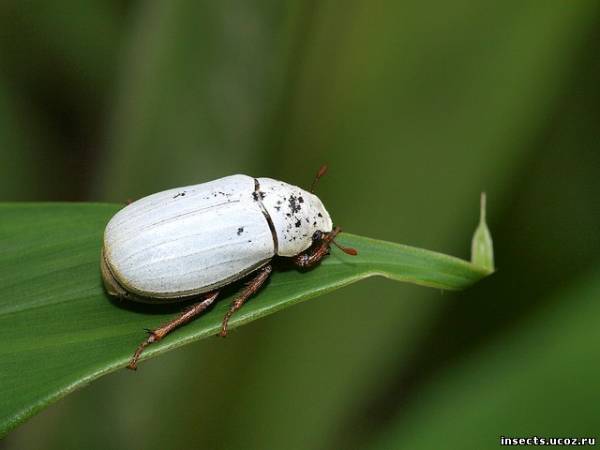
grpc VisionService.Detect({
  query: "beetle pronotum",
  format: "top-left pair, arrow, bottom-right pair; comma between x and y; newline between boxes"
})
101,166 -> 357,369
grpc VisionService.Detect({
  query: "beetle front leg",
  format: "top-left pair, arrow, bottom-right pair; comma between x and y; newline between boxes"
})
128,290 -> 220,370
220,264 -> 273,337
292,226 -> 342,269
291,241 -> 331,269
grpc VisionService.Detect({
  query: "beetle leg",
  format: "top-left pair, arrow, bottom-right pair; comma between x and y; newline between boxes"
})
291,241 -> 331,269
220,264 -> 273,337
128,290 -> 220,370
291,226 -> 341,269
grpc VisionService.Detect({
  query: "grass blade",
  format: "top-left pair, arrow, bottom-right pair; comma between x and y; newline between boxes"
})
0,203 -> 492,436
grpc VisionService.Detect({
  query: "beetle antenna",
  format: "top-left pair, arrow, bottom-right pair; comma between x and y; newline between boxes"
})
332,239 -> 358,256
310,164 -> 329,193
326,226 -> 357,255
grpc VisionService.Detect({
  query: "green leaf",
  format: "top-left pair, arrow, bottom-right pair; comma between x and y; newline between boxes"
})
0,203 -> 492,436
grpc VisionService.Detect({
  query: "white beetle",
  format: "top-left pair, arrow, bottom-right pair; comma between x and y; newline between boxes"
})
101,167 -> 356,369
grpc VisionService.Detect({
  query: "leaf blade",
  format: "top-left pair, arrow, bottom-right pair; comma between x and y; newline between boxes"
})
0,203 -> 492,436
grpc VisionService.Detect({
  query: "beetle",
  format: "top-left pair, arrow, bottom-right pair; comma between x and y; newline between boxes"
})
101,166 -> 357,369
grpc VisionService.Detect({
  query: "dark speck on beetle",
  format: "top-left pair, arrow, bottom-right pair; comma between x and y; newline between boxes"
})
295,220 -> 301,228
299,196 -> 304,203
237,227 -> 244,236
288,195 -> 301,214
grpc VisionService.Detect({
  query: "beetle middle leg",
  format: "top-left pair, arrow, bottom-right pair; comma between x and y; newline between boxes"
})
219,264 -> 273,337
128,290 -> 220,370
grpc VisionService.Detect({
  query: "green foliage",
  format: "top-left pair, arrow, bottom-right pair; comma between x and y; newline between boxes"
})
0,203 -> 492,436
1,0 -> 599,448
369,265 -> 600,449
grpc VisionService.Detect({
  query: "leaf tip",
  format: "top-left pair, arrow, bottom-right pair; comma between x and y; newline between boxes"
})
471,192 -> 494,272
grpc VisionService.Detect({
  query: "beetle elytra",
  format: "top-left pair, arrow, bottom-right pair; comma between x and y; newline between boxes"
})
101,165 -> 357,369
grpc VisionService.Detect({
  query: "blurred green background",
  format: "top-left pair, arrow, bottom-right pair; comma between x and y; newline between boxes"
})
2,1 -> 600,448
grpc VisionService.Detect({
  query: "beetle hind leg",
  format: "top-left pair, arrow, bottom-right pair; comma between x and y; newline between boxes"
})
128,290 -> 220,370
220,264 -> 273,337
